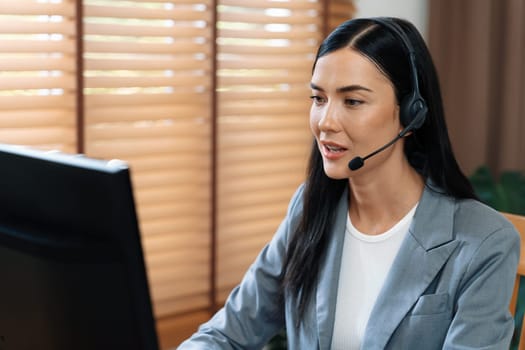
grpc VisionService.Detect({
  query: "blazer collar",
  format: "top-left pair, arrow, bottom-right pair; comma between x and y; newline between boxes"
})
315,182 -> 459,350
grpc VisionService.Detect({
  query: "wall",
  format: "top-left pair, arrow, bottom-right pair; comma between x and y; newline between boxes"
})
353,0 -> 429,39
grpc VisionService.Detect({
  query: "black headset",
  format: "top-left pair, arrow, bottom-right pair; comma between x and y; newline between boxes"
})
370,17 -> 428,135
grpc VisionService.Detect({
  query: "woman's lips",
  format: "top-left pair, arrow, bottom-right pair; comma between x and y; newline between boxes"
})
321,141 -> 348,160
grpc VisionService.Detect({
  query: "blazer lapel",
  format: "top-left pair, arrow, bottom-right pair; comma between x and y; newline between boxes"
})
362,185 -> 460,349
316,187 -> 348,350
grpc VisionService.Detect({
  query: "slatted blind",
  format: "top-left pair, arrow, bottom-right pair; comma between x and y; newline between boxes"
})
0,0 -> 355,322
215,0 -> 355,303
0,0 -> 77,152
83,0 -> 213,317
328,0 -> 356,32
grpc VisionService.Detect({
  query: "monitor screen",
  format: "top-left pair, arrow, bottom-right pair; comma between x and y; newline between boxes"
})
0,144 -> 159,350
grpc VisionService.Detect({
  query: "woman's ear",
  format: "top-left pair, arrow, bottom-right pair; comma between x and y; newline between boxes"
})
395,104 -> 412,136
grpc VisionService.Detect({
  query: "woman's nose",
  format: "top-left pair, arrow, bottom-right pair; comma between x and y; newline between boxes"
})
318,104 -> 340,132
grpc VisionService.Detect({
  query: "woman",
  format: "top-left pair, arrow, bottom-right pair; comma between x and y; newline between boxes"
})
178,17 -> 520,349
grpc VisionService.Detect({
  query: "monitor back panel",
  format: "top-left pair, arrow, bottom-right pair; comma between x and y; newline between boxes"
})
0,145 -> 159,350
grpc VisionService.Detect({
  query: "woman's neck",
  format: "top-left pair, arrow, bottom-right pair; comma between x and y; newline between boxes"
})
348,161 -> 424,235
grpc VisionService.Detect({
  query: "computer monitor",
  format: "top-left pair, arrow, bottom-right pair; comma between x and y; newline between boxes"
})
0,144 -> 159,350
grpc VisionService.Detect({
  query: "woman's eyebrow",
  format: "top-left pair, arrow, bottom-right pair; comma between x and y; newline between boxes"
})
309,82 -> 324,91
309,82 -> 373,93
336,84 -> 373,93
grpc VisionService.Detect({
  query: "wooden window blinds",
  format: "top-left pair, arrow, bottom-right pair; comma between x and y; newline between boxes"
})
0,0 -> 355,320
0,0 -> 77,152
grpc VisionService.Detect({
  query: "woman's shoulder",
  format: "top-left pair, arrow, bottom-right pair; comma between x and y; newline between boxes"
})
286,182 -> 306,216
453,198 -> 520,244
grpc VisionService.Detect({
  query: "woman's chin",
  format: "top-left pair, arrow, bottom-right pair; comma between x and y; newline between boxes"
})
322,164 -> 350,180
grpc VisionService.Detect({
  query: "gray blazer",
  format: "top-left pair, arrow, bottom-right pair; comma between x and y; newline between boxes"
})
178,183 -> 520,349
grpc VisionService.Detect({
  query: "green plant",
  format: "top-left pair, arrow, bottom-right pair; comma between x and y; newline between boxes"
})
469,166 -> 525,215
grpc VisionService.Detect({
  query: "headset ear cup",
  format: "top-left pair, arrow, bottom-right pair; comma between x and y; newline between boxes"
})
400,93 -> 427,131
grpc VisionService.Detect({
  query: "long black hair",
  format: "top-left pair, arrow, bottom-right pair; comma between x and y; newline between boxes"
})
282,17 -> 478,326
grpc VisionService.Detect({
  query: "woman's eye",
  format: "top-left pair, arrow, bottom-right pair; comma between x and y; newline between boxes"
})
309,95 -> 325,105
345,98 -> 362,106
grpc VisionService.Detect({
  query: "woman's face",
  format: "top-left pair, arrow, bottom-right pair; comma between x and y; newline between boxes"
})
310,48 -> 403,179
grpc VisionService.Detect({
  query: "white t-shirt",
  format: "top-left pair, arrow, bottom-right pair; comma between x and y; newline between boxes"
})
330,204 -> 418,350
